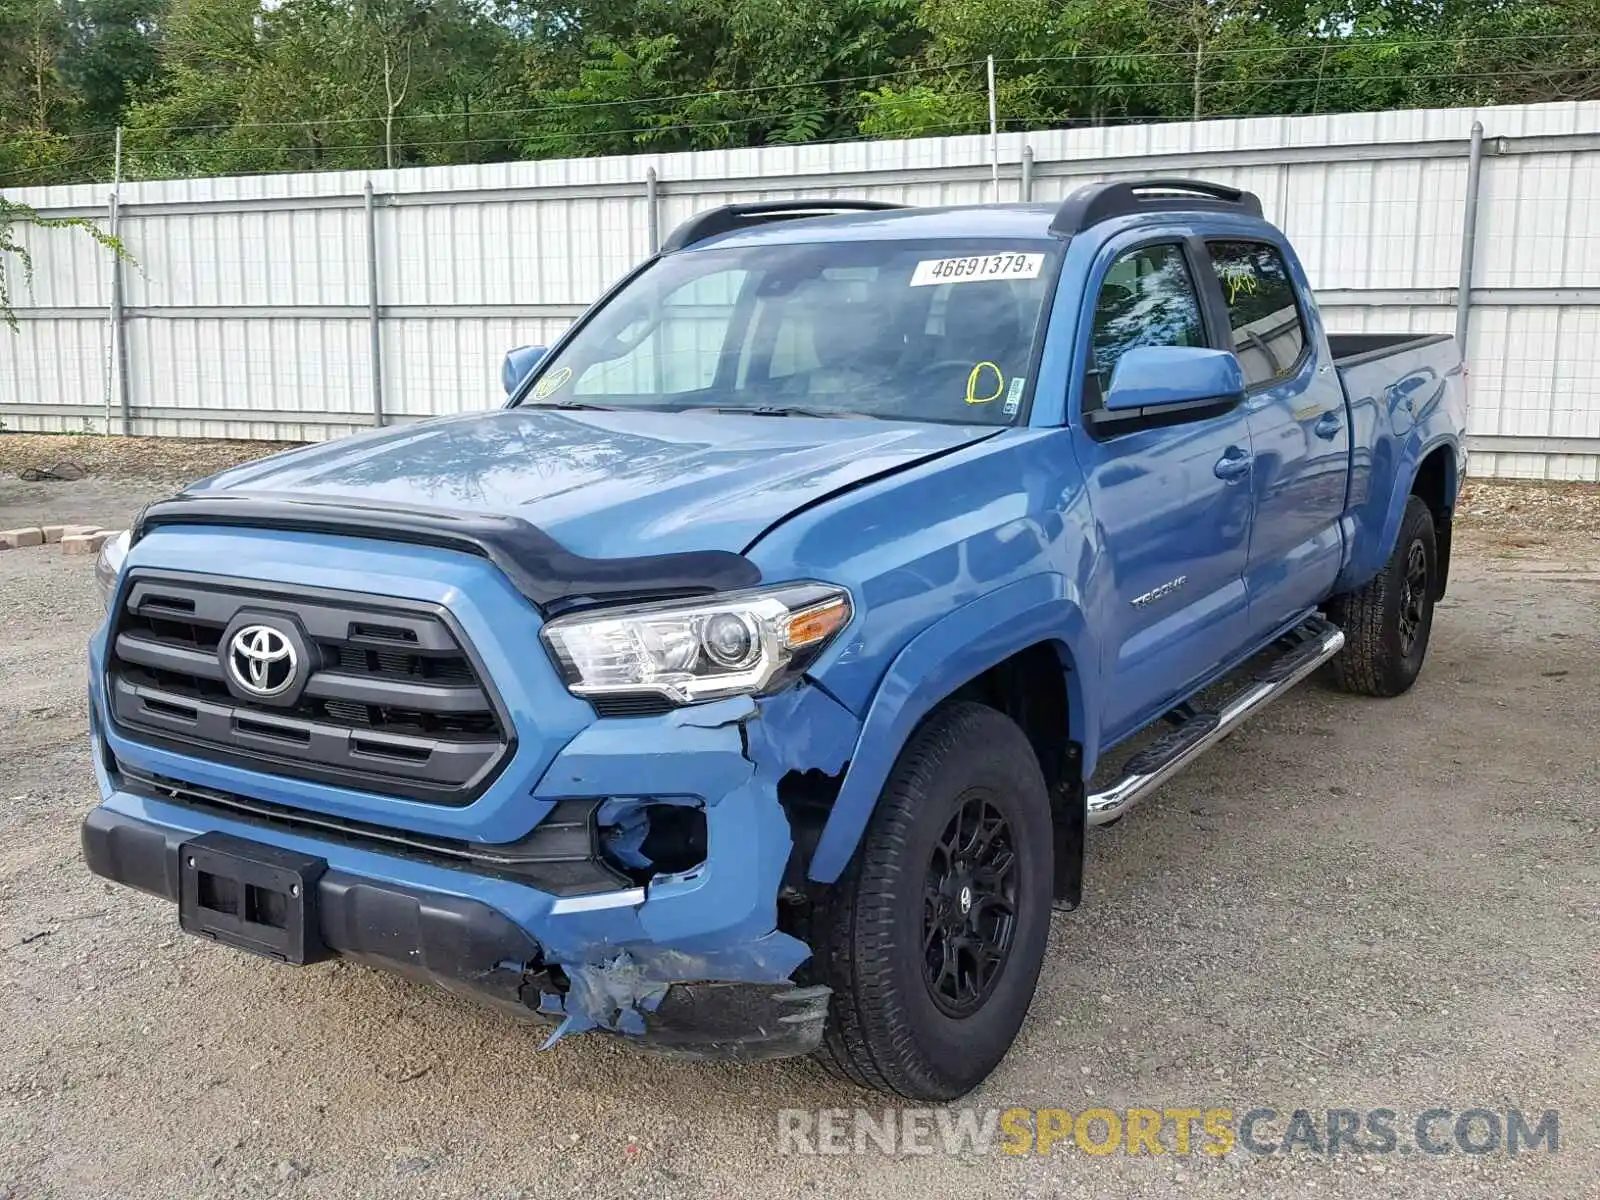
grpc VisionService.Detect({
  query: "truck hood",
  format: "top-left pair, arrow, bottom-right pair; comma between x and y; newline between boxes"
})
187,407 -> 998,558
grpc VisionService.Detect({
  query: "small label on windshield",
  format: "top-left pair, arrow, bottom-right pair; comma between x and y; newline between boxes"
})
911,253 -> 1044,287
1004,376 -> 1025,416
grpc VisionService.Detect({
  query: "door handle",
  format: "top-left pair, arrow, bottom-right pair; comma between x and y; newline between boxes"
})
1314,411 -> 1343,440
1213,448 -> 1252,482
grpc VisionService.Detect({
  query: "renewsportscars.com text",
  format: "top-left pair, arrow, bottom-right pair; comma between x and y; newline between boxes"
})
776,1106 -> 1560,1158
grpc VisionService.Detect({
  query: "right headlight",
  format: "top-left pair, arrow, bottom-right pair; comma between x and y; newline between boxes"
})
540,582 -> 853,707
94,529 -> 131,613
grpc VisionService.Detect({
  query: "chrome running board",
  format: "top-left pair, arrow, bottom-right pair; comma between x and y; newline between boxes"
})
1086,617 -> 1345,827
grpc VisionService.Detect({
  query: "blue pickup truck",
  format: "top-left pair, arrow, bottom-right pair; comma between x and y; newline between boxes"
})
84,180 -> 1466,1100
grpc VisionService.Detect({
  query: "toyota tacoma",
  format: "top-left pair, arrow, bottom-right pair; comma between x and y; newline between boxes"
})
84,180 -> 1467,1100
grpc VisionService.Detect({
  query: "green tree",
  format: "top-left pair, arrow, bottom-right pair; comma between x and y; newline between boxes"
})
5,0 -> 1600,187
60,0 -> 167,126
124,0 -> 525,175
520,0 -> 927,155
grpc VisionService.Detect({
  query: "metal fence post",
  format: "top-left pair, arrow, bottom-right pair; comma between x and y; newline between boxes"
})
108,194 -> 130,435
645,167 -> 660,254
1021,145 -> 1035,203
1455,121 -> 1485,353
987,56 -> 999,204
364,180 -> 385,426
108,126 -> 131,435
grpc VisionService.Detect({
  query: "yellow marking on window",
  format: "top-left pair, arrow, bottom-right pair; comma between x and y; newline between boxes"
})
533,366 -> 573,399
965,361 -> 1005,404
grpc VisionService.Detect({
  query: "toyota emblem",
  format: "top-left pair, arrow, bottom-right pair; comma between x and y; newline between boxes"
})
227,624 -> 299,698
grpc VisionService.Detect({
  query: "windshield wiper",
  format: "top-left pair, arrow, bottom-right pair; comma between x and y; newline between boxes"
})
711,405 -> 878,420
534,400 -> 879,419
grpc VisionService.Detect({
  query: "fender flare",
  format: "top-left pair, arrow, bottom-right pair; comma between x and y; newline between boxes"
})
1337,432 -> 1460,595
806,573 -> 1093,884
1377,433 -> 1460,557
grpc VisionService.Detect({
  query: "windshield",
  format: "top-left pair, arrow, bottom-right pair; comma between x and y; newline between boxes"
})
517,239 -> 1061,425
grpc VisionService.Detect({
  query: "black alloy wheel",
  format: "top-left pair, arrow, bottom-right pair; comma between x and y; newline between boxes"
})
923,793 -> 1018,1018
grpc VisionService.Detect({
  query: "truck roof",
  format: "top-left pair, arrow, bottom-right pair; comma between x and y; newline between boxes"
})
692,203 -> 1066,250
673,180 -> 1269,253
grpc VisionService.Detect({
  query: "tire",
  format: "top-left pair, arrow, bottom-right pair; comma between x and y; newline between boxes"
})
810,701 -> 1054,1100
1326,494 -> 1438,697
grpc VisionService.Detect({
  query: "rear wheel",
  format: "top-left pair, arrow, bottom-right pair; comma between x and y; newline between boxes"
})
810,702 -> 1054,1100
1326,494 -> 1437,697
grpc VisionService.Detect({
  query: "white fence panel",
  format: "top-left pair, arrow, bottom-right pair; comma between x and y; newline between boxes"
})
0,317 -> 107,428
4,99 -> 1600,478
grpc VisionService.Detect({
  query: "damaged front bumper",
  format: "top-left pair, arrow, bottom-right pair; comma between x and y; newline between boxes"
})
84,676 -> 862,1062
81,805 -> 831,1059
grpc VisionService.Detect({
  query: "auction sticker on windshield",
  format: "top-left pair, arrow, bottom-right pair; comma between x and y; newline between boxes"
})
911,253 -> 1045,287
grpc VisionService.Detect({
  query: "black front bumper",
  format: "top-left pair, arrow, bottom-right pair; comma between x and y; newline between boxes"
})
82,807 -> 828,1060
83,805 -> 547,1011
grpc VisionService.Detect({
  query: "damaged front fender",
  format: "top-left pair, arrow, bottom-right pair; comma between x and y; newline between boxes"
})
525,681 -> 863,1053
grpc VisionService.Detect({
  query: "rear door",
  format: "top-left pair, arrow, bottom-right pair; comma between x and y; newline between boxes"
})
1199,239 -> 1348,634
1070,238 -> 1255,743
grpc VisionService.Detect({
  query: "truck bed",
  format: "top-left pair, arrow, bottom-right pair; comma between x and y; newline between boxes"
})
1327,331 -> 1452,368
1330,332 -> 1460,433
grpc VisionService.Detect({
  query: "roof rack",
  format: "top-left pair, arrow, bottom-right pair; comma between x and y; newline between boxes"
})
1049,178 -> 1263,238
661,199 -> 909,252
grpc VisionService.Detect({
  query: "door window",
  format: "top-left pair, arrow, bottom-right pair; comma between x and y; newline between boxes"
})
1205,241 -> 1308,386
1087,244 -> 1206,405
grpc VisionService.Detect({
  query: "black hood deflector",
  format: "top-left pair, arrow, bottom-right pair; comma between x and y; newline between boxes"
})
132,492 -> 762,615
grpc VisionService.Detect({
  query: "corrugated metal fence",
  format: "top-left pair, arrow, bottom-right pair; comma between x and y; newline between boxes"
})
4,99 -> 1600,480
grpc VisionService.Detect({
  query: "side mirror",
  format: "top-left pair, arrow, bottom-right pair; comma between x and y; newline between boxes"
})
502,345 -> 548,395
1103,345 -> 1245,412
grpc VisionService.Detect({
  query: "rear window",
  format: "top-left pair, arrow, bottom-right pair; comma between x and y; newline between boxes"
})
1206,241 -> 1308,387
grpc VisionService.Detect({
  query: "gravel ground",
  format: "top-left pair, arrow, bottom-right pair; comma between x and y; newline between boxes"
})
0,435 -> 299,486
1456,478 -> 1600,535
1,471 -> 1597,1200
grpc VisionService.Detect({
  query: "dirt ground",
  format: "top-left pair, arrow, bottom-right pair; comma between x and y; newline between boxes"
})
0,467 -> 1596,1200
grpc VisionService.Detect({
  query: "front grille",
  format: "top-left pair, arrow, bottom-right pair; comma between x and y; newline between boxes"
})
106,571 -> 513,805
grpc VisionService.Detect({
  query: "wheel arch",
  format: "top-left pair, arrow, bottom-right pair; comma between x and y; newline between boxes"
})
805,573 -> 1092,887
1409,441 -> 1458,598
1338,433 -> 1460,597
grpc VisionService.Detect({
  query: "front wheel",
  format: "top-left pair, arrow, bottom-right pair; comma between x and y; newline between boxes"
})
810,702 -> 1054,1100
1326,494 -> 1438,697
